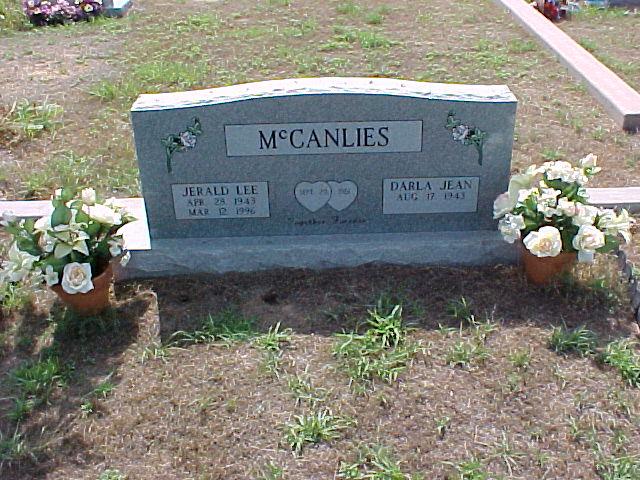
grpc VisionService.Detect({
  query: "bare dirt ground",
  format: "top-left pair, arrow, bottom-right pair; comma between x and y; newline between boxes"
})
1,257 -> 640,479
1,1 -> 640,479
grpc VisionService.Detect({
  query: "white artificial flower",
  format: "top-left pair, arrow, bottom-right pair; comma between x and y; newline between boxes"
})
61,262 -> 94,294
0,211 -> 17,227
508,172 -> 536,202
120,251 -> 131,267
81,188 -> 97,206
0,243 -> 39,282
517,187 -> 539,204
536,187 -> 562,217
572,204 -> 600,226
34,214 -> 51,232
597,209 -> 632,243
498,214 -> 526,243
44,265 -> 59,286
523,226 -> 563,258
572,225 -> 605,263
85,204 -> 122,227
539,187 -> 561,202
543,161 -> 573,180
493,192 -> 515,219
51,225 -> 90,259
557,198 -> 578,217
579,153 -> 597,169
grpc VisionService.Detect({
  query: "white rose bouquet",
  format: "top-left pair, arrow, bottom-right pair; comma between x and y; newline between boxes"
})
494,154 -> 632,262
0,188 -> 135,295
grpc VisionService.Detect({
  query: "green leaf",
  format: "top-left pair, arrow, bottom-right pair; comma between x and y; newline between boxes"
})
86,221 -> 101,236
41,256 -> 67,273
23,218 -> 35,234
75,209 -> 90,224
17,237 -> 40,256
60,188 -> 75,202
51,205 -> 71,227
598,235 -> 620,254
563,183 -> 579,200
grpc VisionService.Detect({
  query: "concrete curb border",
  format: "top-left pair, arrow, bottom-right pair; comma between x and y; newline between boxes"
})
494,0 -> 640,132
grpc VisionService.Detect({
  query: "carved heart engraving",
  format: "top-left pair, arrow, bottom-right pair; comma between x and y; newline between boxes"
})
295,181 -> 331,212
327,181 -> 358,211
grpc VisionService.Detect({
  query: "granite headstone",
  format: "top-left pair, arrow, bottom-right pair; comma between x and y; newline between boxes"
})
129,77 -> 518,276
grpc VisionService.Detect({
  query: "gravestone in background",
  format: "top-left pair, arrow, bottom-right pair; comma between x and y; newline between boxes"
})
129,77 -> 517,277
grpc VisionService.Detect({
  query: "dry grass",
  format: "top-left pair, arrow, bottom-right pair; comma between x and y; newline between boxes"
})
1,258 -> 640,479
0,0 -> 639,200
560,7 -> 640,92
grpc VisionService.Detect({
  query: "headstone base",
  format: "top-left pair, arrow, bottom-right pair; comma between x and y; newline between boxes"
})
117,231 -> 517,280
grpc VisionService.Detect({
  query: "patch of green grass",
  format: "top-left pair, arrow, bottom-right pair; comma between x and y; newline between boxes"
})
254,322 -> 293,351
601,340 -> 640,387
574,5 -> 632,20
20,150 -> 139,199
281,18 -> 317,37
333,304 -> 420,388
171,13 -> 221,33
268,0 -> 290,6
91,379 -> 116,398
443,458 -> 489,480
89,80 -> 121,102
287,373 -> 327,407
332,26 -> 395,49
98,469 -> 127,480
0,280 -> 32,312
591,125 -> 607,142
507,38 -> 536,53
578,38 -> 598,53
7,99 -> 63,139
596,454 -> 640,480
357,29 -> 394,49
80,400 -> 95,417
446,296 -> 476,325
336,1 -> 360,15
132,60 -> 210,92
0,0 -> 30,33
337,445 -> 416,479
257,462 -> 284,480
7,397 -> 36,422
541,148 -> 564,161
365,6 -> 390,25
509,349 -> 532,370
548,325 -> 597,356
170,310 -> 257,346
446,340 -> 490,367
12,356 -> 68,403
285,409 -> 354,454
0,427 -> 30,465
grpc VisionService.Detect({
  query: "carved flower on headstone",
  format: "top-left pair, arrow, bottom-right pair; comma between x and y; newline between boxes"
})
445,111 -> 487,166
161,118 -> 203,173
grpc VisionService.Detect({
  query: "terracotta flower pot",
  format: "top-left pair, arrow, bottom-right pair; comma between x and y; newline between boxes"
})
520,244 -> 577,286
51,263 -> 113,316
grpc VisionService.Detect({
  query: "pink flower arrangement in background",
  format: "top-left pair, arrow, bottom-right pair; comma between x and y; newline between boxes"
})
22,0 -> 103,26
